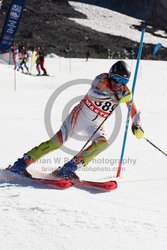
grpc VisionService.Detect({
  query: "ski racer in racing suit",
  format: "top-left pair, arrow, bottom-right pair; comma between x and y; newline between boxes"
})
7,61 -> 144,179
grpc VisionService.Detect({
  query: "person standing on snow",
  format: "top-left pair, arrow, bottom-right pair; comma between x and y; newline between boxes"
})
86,51 -> 90,61
35,47 -> 48,76
0,1 -> 3,9
7,61 -> 144,180
18,47 -> 29,73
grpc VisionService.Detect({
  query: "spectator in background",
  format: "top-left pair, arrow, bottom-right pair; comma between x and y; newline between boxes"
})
86,51 -> 90,61
36,47 -> 48,76
130,49 -> 135,59
0,1 -> 3,10
18,47 -> 29,73
14,47 -> 21,71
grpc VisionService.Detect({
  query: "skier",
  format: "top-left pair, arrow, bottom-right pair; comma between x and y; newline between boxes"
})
18,47 -> 29,73
7,61 -> 144,180
86,51 -> 90,61
0,1 -> 2,10
35,47 -> 48,76
14,47 -> 21,71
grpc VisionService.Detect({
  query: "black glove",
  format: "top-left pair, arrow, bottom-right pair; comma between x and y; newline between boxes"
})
132,123 -> 144,139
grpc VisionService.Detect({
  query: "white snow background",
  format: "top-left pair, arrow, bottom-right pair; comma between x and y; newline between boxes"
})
0,2 -> 167,250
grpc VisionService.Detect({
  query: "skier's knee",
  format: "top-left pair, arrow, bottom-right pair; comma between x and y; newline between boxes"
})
51,130 -> 63,147
93,136 -> 108,144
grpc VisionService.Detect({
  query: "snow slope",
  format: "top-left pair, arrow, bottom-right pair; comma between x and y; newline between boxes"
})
69,1 -> 167,48
0,56 -> 167,250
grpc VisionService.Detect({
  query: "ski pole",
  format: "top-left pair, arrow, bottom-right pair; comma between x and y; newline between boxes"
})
116,28 -> 145,178
144,137 -> 167,157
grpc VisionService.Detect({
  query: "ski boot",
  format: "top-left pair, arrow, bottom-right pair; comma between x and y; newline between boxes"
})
51,161 -> 80,182
6,154 -> 32,178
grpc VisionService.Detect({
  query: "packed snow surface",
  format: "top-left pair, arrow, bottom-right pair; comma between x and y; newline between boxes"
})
0,56 -> 167,250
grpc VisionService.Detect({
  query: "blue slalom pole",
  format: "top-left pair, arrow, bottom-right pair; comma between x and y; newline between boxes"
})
116,28 -> 145,178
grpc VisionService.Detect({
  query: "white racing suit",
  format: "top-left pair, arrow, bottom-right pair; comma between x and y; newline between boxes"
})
27,73 -> 139,167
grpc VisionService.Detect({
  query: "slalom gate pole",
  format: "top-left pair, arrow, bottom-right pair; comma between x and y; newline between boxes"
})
116,28 -> 145,178
144,138 -> 167,157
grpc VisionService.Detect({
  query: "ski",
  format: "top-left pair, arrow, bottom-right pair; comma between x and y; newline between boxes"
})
20,72 -> 55,77
30,177 -> 72,189
30,178 -> 117,191
3,168 -> 72,189
4,168 -> 117,191
73,180 -> 117,191
30,73 -> 55,77
21,72 -> 31,75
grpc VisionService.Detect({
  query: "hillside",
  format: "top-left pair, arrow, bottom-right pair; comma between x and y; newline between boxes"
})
0,0 -> 167,59
72,0 -> 167,27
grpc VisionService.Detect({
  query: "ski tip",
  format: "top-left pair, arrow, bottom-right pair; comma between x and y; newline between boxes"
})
74,180 -> 118,191
105,181 -> 118,190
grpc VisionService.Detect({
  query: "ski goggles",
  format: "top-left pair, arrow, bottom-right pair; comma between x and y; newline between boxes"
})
110,74 -> 129,85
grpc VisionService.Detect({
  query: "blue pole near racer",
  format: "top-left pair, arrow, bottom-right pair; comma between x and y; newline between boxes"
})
116,28 -> 145,178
